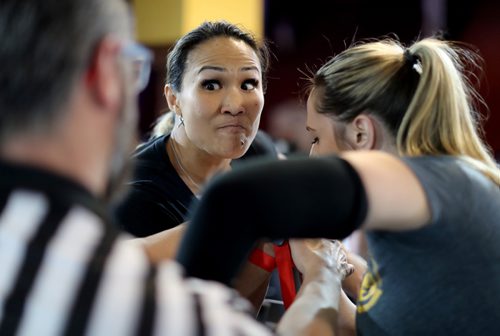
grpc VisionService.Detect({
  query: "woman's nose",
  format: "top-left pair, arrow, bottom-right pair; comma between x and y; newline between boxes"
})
221,88 -> 245,115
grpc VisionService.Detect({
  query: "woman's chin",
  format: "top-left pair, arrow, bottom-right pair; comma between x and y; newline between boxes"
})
226,148 -> 247,159
209,135 -> 254,159
216,143 -> 249,159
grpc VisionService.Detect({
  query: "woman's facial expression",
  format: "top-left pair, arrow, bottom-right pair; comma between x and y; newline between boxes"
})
306,89 -> 350,157
175,37 -> 264,159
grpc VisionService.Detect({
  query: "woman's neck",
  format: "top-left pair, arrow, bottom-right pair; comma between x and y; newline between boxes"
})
167,130 -> 232,194
371,118 -> 398,155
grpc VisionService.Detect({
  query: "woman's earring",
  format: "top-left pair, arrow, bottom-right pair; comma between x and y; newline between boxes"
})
178,115 -> 185,128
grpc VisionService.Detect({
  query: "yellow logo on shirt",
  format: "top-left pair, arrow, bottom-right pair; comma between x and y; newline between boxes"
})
357,258 -> 383,313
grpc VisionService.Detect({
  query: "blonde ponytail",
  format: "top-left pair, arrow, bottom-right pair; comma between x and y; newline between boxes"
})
150,111 -> 176,140
399,39 -> 499,185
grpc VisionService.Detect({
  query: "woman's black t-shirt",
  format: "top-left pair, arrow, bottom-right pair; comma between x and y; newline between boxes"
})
113,131 -> 278,237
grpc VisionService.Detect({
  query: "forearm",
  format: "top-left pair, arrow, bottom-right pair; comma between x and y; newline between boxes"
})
135,225 -> 273,310
337,290 -> 357,336
138,224 -> 186,263
234,241 -> 275,311
276,268 -> 342,336
233,262 -> 272,312
342,252 -> 367,300
176,156 -> 368,285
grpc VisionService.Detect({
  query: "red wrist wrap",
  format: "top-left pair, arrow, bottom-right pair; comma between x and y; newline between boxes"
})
248,248 -> 276,273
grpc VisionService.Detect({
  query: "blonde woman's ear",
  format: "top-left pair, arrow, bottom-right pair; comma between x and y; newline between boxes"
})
347,114 -> 376,150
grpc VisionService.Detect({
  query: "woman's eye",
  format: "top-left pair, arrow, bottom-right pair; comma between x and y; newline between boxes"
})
201,80 -> 221,91
241,79 -> 259,91
311,137 -> 319,144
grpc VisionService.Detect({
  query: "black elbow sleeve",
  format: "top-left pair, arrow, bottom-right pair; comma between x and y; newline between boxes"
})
176,155 -> 368,284
281,156 -> 368,240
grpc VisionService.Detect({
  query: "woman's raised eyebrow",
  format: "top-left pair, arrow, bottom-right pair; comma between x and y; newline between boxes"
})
198,65 -> 225,74
197,65 -> 260,74
240,66 -> 259,72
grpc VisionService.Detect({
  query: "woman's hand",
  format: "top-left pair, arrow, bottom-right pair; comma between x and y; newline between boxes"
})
290,239 -> 354,281
277,239 -> 354,336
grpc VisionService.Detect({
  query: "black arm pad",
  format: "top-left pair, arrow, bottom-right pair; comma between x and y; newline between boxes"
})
175,155 -> 368,285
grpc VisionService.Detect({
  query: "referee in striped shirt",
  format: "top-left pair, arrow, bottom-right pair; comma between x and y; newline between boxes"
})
0,0 -> 350,335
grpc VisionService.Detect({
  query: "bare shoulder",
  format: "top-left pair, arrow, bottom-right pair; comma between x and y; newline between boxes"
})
341,151 -> 431,231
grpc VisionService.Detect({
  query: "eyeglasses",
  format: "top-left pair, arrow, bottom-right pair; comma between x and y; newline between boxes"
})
121,42 -> 153,92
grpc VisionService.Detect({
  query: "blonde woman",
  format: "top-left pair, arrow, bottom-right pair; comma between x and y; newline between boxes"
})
177,38 -> 500,336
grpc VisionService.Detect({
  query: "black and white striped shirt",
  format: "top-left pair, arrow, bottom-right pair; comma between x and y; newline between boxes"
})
0,160 -> 271,336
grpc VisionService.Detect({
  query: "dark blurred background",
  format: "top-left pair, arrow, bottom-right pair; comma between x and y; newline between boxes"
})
138,0 -> 500,158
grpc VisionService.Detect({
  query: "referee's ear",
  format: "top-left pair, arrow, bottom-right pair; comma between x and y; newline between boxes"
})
85,36 -> 122,113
